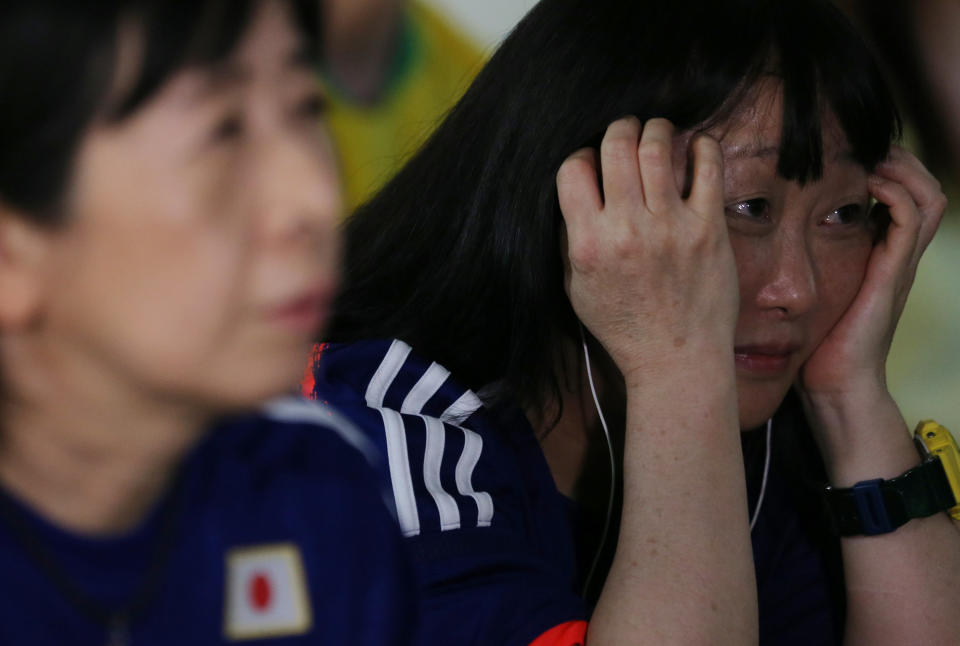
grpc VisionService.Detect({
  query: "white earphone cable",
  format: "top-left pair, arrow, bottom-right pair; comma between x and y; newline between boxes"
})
580,325 -> 616,596
580,325 -> 771,595
749,417 -> 773,532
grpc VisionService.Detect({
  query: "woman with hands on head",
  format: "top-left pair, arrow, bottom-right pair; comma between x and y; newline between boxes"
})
0,1 -> 414,644
311,0 -> 960,644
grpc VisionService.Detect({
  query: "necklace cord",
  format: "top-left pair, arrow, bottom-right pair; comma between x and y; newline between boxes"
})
0,470 -> 188,633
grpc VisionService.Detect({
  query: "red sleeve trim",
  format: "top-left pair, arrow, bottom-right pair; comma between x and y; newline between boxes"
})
529,620 -> 588,646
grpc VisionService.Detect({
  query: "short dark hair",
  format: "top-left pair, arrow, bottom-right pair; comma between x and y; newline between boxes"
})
0,0 -> 320,222
325,0 -> 900,414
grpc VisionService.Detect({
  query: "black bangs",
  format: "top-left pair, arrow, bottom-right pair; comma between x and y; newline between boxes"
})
0,0 -> 321,219
326,0 -> 902,416
110,0 -> 251,120
110,0 -> 255,120
111,0 -> 321,121
773,0 -> 900,184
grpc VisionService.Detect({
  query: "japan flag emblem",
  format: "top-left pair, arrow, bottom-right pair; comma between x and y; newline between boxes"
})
223,543 -> 313,640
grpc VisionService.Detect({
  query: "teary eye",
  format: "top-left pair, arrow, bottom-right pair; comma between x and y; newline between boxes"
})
726,198 -> 770,221
822,203 -> 866,225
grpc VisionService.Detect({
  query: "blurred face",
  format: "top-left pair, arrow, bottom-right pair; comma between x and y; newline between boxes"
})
39,0 -> 340,408
705,82 -> 875,429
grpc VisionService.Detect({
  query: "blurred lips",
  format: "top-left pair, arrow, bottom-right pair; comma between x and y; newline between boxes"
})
266,284 -> 333,334
733,343 -> 801,376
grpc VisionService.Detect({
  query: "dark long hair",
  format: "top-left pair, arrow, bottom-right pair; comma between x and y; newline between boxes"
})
326,0 -> 900,414
0,0 -> 320,223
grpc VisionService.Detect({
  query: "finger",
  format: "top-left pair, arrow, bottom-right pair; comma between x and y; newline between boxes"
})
881,146 -> 938,188
598,117 -> 643,206
869,174 -> 922,271
685,134 -> 724,219
874,149 -> 946,249
637,118 -> 683,216
557,148 -> 602,231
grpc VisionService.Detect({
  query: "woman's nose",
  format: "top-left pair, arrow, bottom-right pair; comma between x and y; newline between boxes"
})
257,130 -> 341,248
753,236 -> 818,318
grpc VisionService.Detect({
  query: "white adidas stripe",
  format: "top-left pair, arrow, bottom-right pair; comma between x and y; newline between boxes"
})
379,408 -> 421,537
365,340 -> 495,535
440,390 -> 484,426
366,341 -> 420,537
423,417 -> 462,530
365,340 -> 411,408
439,389 -> 493,527
401,362 -> 450,415
455,426 -> 494,527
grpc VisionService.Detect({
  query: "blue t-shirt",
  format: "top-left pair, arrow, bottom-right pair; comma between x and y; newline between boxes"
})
0,397 -> 415,645
312,339 -> 843,646
313,339 -> 588,646
744,419 -> 843,646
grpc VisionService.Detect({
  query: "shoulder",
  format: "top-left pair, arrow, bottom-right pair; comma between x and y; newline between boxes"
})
198,395 -> 395,519
311,340 -> 588,644
197,399 -> 417,641
312,339 -> 542,538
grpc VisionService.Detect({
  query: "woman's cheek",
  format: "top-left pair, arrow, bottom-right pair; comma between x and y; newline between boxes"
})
810,237 -> 873,334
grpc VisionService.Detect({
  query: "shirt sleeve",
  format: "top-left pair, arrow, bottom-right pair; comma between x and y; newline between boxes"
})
529,621 -> 588,646
314,340 -> 589,646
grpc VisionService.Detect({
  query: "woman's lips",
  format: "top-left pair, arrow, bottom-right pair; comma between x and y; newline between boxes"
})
267,287 -> 332,333
734,343 -> 800,376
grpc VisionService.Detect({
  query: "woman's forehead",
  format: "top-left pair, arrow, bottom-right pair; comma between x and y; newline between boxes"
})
708,82 -> 855,169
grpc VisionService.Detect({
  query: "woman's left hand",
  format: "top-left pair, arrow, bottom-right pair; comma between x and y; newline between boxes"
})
797,147 -> 946,405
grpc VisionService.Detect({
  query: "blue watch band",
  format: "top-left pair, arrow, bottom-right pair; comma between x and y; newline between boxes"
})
823,456 -> 957,536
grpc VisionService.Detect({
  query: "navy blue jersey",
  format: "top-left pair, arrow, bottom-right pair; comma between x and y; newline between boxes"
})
0,397 -> 415,645
312,340 -> 588,646
313,339 -> 843,646
744,418 -> 844,646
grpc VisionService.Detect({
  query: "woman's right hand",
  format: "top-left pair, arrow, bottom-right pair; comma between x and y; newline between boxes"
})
556,117 -> 739,386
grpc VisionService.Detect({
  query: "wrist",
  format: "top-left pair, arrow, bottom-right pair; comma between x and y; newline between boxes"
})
801,390 -> 919,486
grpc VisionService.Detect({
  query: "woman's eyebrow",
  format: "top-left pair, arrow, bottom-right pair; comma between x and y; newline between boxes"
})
725,142 -> 856,164
725,143 -> 780,161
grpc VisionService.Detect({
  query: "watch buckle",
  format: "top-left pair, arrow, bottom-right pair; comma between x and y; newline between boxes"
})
852,479 -> 894,535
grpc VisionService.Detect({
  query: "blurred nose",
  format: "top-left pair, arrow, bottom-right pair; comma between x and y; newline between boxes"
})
753,231 -> 817,319
257,127 -> 341,253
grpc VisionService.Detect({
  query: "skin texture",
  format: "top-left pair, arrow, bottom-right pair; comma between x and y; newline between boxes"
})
552,79 -> 959,644
558,115 -> 754,645
0,0 -> 340,534
712,83 -> 875,430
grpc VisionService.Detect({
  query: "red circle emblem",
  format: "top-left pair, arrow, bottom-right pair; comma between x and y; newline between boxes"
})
249,572 -> 273,611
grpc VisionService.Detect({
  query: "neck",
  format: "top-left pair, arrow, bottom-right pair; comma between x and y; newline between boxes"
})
0,340 -> 211,536
531,338 -> 622,502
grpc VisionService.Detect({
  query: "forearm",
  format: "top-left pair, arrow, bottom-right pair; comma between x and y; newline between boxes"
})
589,356 -> 758,645
804,389 -> 960,646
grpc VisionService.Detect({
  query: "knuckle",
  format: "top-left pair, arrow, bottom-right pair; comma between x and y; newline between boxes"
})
931,191 -> 948,215
601,136 -> 637,164
637,139 -> 671,167
568,236 -> 600,271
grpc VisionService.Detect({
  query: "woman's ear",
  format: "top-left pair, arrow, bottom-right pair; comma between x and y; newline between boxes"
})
0,205 -> 52,330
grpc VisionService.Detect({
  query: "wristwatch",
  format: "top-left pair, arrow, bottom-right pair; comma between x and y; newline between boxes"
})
823,420 -> 960,536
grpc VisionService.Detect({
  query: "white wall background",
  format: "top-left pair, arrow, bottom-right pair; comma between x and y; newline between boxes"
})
419,0 -> 541,51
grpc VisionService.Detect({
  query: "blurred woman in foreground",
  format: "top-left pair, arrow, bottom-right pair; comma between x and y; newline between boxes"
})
0,1 -> 412,643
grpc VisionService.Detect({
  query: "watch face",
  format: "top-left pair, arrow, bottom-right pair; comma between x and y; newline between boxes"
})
915,421 -> 960,519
